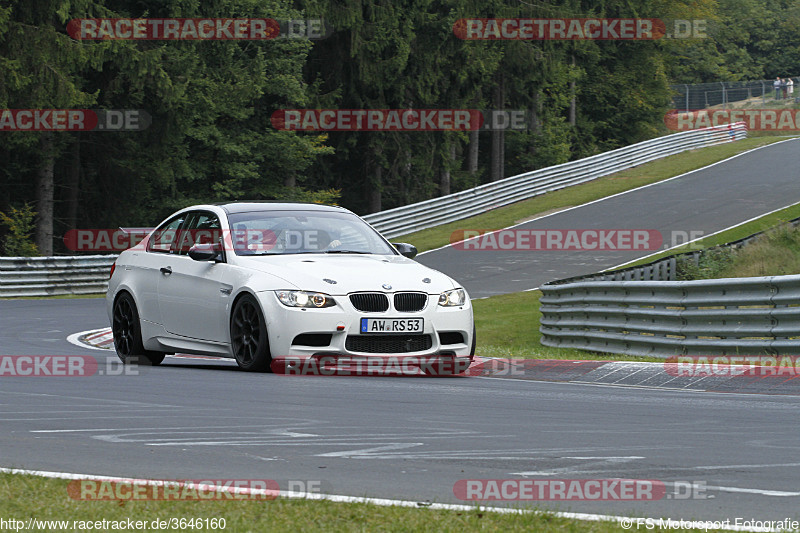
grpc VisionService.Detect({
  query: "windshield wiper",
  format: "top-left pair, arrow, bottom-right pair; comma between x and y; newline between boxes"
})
323,250 -> 371,254
249,250 -> 372,255
250,251 -> 318,256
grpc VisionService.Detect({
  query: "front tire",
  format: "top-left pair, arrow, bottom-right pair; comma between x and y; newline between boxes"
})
230,294 -> 272,372
112,292 -> 166,366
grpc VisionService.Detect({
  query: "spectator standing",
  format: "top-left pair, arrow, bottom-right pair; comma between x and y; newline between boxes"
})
788,77 -> 794,98
775,77 -> 782,99
782,78 -> 788,99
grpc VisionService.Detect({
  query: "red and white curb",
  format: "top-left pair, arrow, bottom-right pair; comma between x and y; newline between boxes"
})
63,331 -> 800,394
67,328 -> 226,361
67,328 -> 113,351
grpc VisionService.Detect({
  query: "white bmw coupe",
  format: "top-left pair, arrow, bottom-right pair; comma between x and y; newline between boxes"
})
107,202 -> 475,372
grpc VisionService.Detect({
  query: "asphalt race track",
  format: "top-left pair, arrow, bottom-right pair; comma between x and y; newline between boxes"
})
2,303 -> 799,522
418,138 -> 800,297
3,140 -> 800,526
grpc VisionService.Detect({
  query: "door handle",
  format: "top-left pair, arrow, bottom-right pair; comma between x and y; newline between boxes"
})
160,266 -> 172,275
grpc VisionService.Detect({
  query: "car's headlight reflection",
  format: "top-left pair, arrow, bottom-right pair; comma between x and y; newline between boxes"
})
276,290 -> 337,308
438,288 -> 466,307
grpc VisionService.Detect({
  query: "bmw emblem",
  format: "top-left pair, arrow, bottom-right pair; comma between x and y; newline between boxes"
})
382,283 -> 392,290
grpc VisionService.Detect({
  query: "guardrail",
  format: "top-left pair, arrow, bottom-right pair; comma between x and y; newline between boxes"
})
363,123 -> 747,239
539,216 -> 800,357
0,256 -> 116,298
540,274 -> 800,357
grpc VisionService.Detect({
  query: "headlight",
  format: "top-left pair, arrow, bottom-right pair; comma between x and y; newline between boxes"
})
438,288 -> 466,307
276,290 -> 336,308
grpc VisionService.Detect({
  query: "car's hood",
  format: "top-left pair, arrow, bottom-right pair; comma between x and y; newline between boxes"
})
234,254 -> 458,294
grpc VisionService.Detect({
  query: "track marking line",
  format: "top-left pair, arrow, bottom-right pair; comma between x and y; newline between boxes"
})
662,481 -> 800,498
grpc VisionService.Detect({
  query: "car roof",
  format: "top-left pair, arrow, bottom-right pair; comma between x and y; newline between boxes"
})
214,201 -> 351,215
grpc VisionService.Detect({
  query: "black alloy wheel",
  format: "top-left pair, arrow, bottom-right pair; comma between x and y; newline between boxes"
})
112,292 -> 166,366
230,294 -> 272,372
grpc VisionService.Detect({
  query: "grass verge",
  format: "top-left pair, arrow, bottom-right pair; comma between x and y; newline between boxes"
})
668,220 -> 800,280
717,221 -> 800,278
397,136 -> 786,253
0,472 -> 711,533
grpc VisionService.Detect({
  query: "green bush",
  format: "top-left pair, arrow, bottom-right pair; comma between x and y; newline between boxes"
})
675,222 -> 800,280
675,248 -> 734,280
0,204 -> 39,257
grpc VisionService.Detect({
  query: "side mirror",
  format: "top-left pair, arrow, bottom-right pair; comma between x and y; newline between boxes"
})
392,242 -> 418,259
189,242 -> 221,262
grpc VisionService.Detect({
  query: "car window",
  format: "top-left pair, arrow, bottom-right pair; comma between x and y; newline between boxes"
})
147,214 -> 187,254
227,210 -> 395,256
175,211 -> 222,256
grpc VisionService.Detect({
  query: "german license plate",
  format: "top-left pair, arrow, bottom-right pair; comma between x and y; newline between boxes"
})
360,318 -> 423,334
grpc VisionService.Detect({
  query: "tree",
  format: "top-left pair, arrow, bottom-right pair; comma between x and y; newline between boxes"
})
0,0 -> 100,254
0,0 -> 333,254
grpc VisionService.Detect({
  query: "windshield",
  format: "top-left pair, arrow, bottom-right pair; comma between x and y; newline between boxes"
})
227,210 -> 397,256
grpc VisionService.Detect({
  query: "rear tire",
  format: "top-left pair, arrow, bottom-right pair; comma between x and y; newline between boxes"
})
112,292 -> 166,366
230,294 -> 272,372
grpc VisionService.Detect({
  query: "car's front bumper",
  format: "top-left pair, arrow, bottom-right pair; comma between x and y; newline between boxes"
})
257,289 -> 474,358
